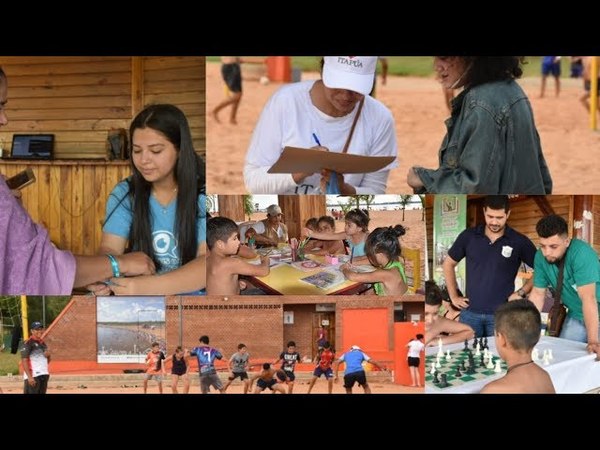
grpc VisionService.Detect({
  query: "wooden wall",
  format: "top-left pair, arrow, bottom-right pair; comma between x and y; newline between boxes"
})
0,56 -> 205,159
467,195 -> 573,247
1,160 -> 130,255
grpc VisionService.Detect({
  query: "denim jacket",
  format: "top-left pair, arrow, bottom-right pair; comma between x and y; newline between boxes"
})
414,80 -> 553,194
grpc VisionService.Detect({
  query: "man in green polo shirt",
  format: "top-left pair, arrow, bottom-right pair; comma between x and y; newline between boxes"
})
529,214 -> 600,360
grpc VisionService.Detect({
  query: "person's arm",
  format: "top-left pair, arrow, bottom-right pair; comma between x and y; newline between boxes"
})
20,343 -> 36,387
411,106 -> 505,193
442,256 -> 469,309
425,318 -> 475,346
365,357 -> 387,371
341,265 -> 408,295
576,283 -> 600,357
73,252 -> 155,288
509,238 -> 538,301
237,244 -> 258,259
109,256 -> 205,295
530,251 -> 550,310
243,89 -> 319,193
231,256 -> 270,277
303,228 -> 347,241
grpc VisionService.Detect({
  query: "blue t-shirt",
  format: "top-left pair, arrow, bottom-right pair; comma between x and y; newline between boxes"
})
103,180 -> 206,274
448,224 -> 536,314
339,350 -> 370,375
348,238 -> 366,258
190,346 -> 223,375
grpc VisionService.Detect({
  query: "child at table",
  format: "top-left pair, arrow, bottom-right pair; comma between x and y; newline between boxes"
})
304,216 -> 346,256
340,225 -> 408,296
425,280 -> 474,346
303,209 -> 369,264
206,217 -> 270,295
480,300 -> 555,394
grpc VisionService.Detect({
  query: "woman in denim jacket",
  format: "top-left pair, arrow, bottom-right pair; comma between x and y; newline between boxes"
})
407,57 -> 553,194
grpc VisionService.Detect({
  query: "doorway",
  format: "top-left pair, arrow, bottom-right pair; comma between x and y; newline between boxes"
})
312,312 -> 335,358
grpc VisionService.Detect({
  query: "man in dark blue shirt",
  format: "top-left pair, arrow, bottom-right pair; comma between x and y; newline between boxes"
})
442,196 -> 537,337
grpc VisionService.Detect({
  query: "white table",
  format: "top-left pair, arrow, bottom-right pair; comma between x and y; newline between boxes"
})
425,336 -> 600,394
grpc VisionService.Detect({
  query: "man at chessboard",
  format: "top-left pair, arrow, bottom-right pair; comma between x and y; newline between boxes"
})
443,196 -> 537,337
528,214 -> 600,360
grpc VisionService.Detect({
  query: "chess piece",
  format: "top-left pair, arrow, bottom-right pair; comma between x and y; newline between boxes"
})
454,366 -> 462,377
433,371 -> 440,384
494,359 -> 502,373
475,342 -> 481,356
460,360 -> 466,372
532,348 -> 540,361
542,349 -> 550,366
480,354 -> 486,367
472,337 -> 478,349
430,362 -> 436,375
548,348 -> 554,360
486,356 -> 494,369
436,357 -> 441,369
463,339 -> 469,351
466,363 -> 476,375
445,349 -> 452,361
482,336 -> 488,349
438,373 -> 449,388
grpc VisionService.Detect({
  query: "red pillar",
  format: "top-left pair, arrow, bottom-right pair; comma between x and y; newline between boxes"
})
266,57 -> 291,82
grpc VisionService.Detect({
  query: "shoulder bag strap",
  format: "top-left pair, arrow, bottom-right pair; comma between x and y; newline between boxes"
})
554,245 -> 568,306
341,98 -> 365,154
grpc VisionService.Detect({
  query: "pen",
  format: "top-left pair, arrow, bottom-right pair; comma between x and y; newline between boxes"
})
312,133 -> 322,146
350,247 -> 354,265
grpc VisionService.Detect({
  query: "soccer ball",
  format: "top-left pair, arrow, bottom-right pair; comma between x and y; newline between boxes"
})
259,76 -> 270,86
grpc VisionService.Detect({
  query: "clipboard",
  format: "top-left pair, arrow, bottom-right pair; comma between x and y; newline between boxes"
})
267,146 -> 396,174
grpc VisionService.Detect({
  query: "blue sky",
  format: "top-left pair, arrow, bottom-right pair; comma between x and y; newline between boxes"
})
97,297 -> 165,323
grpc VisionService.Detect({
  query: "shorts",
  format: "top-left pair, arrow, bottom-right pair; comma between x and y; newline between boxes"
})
542,60 -> 561,77
23,374 -> 49,394
408,357 -> 420,368
343,371 -> 367,389
200,372 -> 223,393
313,367 -> 334,379
221,63 -> 242,93
228,371 -> 249,381
145,373 -> 163,382
281,370 -> 295,382
256,378 -> 278,390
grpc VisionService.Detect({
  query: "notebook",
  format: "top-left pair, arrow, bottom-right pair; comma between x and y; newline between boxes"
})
8,134 -> 54,160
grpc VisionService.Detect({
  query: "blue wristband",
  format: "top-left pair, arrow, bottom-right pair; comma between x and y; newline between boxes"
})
106,254 -> 121,278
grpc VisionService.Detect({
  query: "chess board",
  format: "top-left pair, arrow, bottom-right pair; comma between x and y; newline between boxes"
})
425,349 -> 508,391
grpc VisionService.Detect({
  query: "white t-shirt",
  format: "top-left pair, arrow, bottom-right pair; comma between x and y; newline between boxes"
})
244,80 -> 398,194
407,340 -> 425,358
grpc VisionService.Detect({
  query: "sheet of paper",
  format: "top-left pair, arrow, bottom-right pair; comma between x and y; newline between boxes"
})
267,147 -> 396,174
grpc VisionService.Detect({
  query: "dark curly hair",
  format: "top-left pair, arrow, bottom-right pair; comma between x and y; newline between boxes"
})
440,57 -> 525,88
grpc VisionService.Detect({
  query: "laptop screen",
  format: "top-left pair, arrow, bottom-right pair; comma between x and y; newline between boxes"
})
11,134 -> 54,159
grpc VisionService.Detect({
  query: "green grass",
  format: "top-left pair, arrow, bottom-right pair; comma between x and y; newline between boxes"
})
207,56 -> 575,79
0,351 -> 20,376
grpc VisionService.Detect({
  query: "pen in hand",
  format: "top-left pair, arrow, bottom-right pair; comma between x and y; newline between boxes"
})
312,133 -> 322,147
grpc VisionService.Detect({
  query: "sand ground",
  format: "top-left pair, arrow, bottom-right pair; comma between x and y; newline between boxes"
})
206,62 -> 600,194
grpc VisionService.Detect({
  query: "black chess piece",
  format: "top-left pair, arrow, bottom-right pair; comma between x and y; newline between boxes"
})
433,371 -> 440,384
472,337 -> 478,349
466,363 -> 476,375
463,339 -> 469,351
480,354 -> 486,367
460,360 -> 466,372
454,366 -> 462,377
438,373 -> 449,388
483,337 -> 488,350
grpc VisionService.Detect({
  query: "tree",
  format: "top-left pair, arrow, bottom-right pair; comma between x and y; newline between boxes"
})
243,195 -> 255,221
418,195 -> 426,221
399,195 -> 412,221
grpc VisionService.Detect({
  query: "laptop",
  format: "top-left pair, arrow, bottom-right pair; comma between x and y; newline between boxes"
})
8,134 -> 54,160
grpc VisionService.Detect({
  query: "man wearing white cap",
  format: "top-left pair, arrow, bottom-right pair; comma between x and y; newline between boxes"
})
242,204 -> 289,247
244,57 -> 398,194
334,344 -> 388,394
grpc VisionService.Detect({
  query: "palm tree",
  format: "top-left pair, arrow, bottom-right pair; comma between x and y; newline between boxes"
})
418,195 -> 426,221
399,195 -> 412,221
